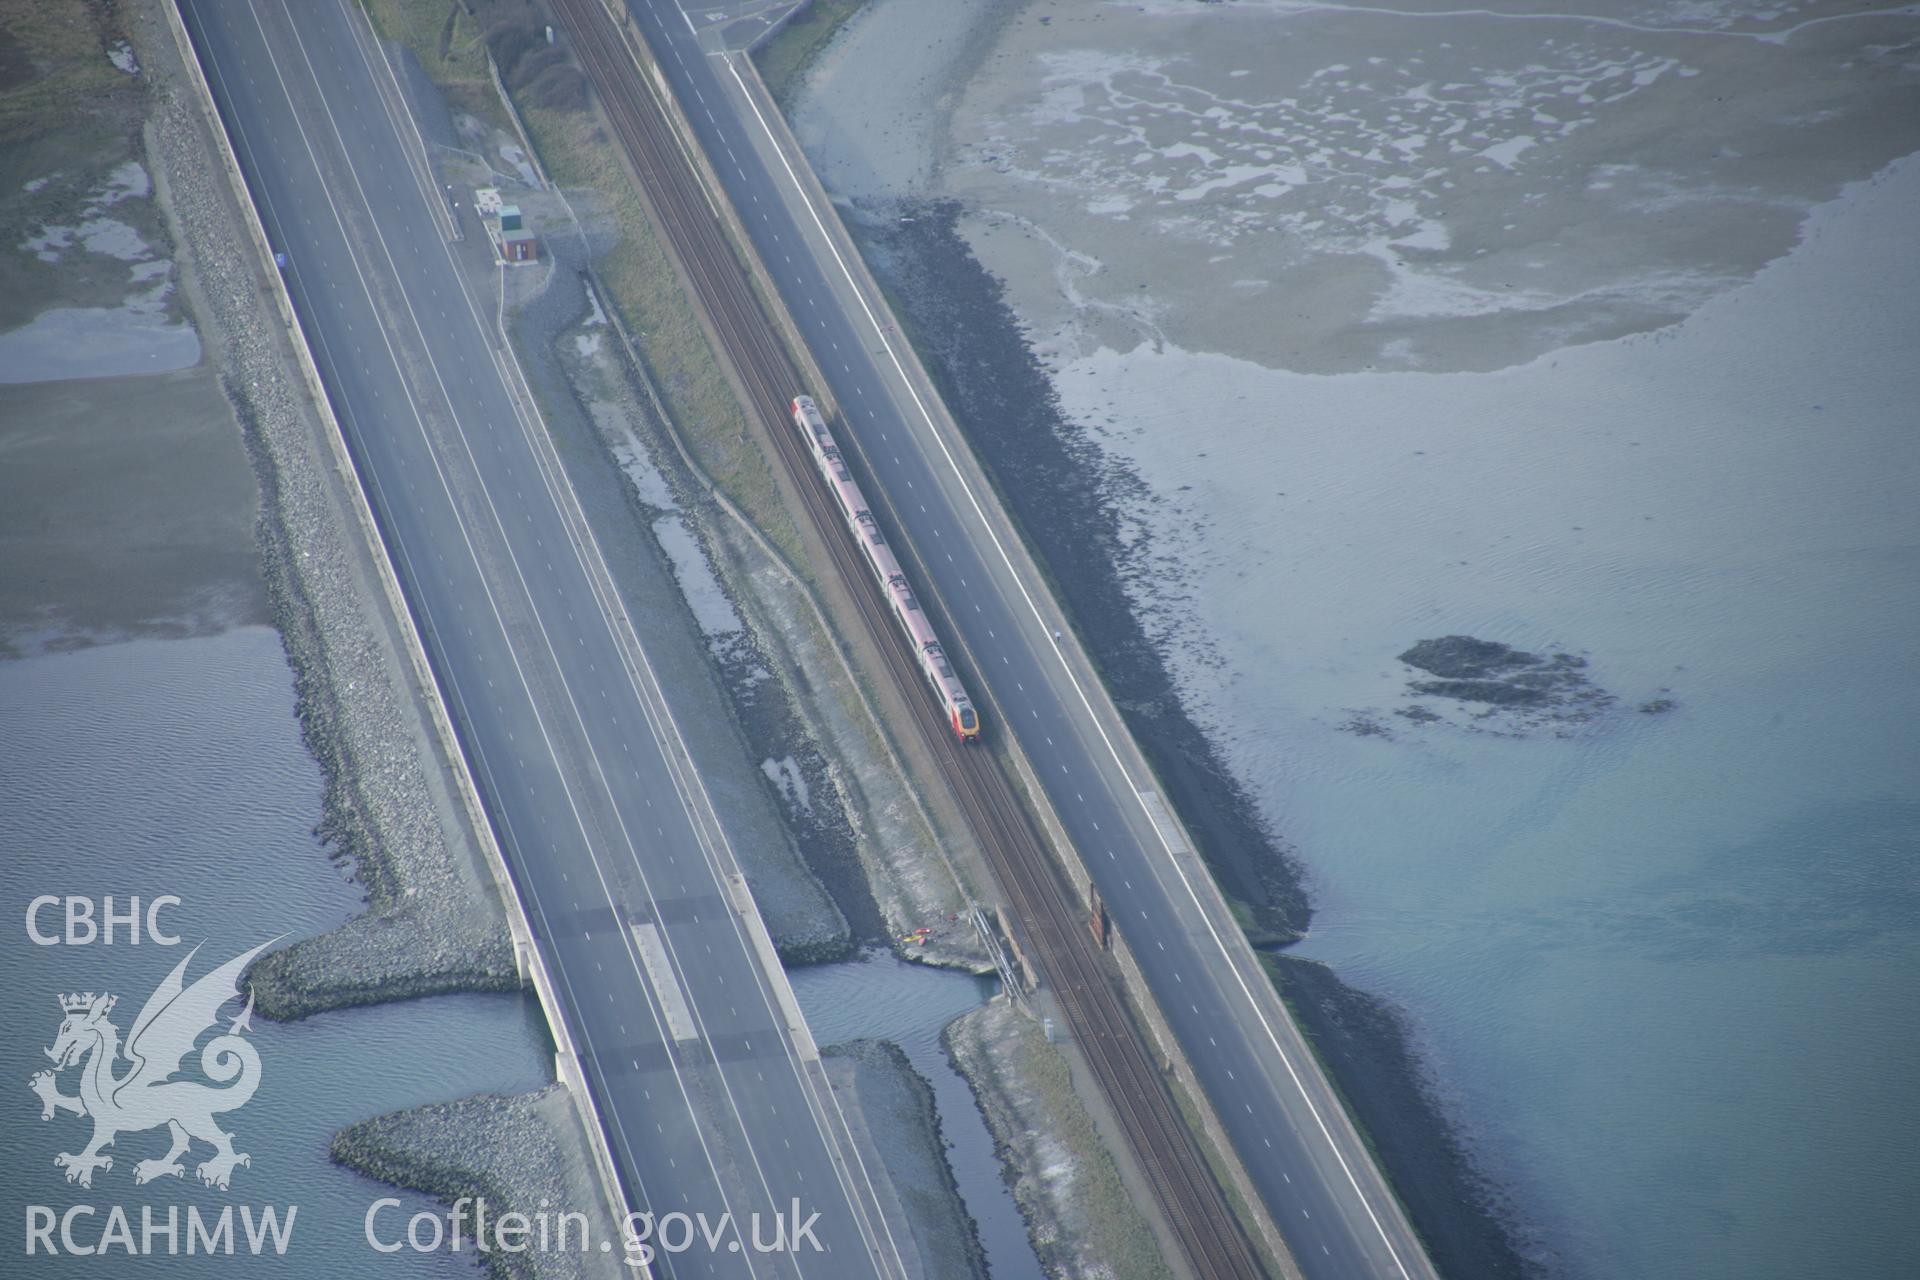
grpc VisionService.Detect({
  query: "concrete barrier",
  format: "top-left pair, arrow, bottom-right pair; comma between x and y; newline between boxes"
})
162,3 -> 639,1267
487,51 -> 552,191
721,39 -> 1312,1280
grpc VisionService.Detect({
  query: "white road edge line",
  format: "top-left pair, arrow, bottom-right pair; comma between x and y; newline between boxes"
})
721,46 -> 1416,1280
235,3 -> 755,1269
302,1 -> 905,1272
190,2 -> 690,1262
447,5 -> 907,1269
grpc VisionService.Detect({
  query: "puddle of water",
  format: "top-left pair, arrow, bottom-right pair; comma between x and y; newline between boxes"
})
0,301 -> 200,384
760,755 -> 813,815
7,159 -> 196,383
651,512 -> 746,639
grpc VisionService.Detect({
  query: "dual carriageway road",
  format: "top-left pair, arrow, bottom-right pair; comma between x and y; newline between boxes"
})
550,3 -> 1262,1274
181,0 -> 1441,1273
585,2 -> 1441,1277
179,0 -> 902,1276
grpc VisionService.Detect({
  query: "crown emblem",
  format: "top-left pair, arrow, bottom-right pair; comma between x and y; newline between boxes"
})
35,941 -> 278,1192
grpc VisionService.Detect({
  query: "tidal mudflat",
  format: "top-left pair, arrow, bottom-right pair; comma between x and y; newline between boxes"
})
1056,160 -> 1920,1280
789,1 -> 1920,1275
0,8 -> 547,1272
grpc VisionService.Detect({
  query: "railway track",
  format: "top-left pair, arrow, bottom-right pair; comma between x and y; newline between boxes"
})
551,3 -> 1270,1276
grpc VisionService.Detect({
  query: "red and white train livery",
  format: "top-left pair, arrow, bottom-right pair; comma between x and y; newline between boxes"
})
790,394 -> 981,741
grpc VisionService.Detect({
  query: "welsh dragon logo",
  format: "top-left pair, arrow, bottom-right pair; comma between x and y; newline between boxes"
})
29,941 -> 276,1190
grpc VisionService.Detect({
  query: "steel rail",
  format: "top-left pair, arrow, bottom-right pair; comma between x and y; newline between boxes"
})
552,4 -> 1268,1274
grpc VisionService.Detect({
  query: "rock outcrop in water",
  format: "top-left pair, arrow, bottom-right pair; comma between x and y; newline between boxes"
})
1398,636 -> 1599,709
1341,635 -> 1632,738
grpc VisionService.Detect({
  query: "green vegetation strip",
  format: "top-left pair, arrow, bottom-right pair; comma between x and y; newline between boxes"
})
355,0 -> 511,133
524,98 -> 807,567
0,1 -> 134,143
749,0 -> 868,109
355,0 -> 806,567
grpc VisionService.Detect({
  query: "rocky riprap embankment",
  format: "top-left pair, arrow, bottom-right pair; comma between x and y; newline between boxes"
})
131,5 -> 516,1018
332,1087 -> 608,1280
853,197 -> 1308,944
1264,956 -> 1535,1279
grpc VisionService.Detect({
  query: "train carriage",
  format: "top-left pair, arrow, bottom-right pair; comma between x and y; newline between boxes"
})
792,395 -> 981,741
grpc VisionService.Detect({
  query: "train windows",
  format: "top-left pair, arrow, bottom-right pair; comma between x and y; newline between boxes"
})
958,706 -> 977,732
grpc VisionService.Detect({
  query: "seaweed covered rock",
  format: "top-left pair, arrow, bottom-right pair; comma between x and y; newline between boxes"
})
1350,634 -> 1630,736
1399,636 -> 1601,711
1397,635 -> 1542,681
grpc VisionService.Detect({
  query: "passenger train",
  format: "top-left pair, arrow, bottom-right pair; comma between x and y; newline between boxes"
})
790,394 -> 981,741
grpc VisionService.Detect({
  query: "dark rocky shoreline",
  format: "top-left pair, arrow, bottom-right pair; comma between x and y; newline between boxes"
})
1268,956 -> 1538,1279
846,195 -> 1535,1279
855,197 -> 1308,947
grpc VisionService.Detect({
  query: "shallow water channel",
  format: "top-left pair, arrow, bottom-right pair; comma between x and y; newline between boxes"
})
790,951 -> 1039,1278
0,630 -> 1040,1277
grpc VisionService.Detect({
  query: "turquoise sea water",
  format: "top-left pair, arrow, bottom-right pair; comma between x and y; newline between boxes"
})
1061,159 -> 1920,1278
0,629 -> 552,1275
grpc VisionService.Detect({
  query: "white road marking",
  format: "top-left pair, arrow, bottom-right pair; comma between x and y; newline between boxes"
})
723,46 -> 1414,1277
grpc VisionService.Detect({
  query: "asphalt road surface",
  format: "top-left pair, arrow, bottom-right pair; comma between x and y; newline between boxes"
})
177,2 -> 902,1276
607,2 -> 1440,1276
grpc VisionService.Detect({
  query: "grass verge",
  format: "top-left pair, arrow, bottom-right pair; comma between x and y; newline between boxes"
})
0,0 -> 133,144
749,0 -> 868,109
356,0 -> 513,135
947,999 -> 1174,1280
355,0 -> 805,568
521,95 -> 807,568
